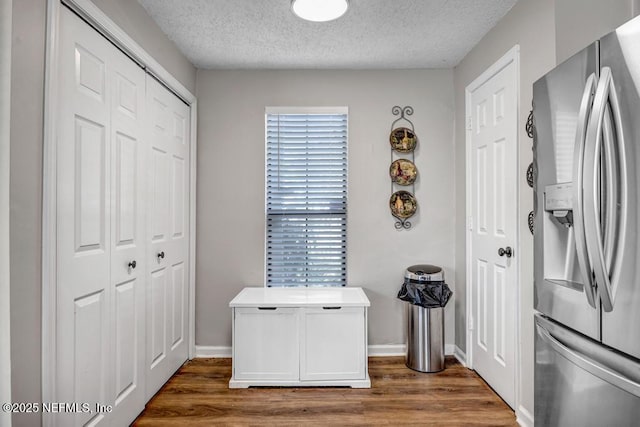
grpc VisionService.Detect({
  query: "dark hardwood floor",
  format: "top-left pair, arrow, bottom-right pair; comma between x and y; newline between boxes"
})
133,356 -> 517,426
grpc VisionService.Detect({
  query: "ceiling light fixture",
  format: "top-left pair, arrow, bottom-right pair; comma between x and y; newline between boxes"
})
291,0 -> 349,22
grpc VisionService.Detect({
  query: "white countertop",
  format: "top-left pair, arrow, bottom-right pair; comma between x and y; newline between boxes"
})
229,287 -> 370,308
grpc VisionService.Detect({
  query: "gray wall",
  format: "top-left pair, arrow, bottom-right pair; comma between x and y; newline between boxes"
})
10,1 -> 46,425
453,0 -> 556,419
1,0 -> 12,424
9,1 -> 195,425
555,0 -> 634,64
195,69 -> 456,350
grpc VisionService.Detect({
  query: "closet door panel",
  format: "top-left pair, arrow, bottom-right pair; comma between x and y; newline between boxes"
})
166,92 -> 190,372
114,133 -> 137,243
149,268 -> 168,367
58,8 -> 111,427
57,7 -> 148,426
146,118 -> 171,397
74,117 -> 107,251
113,279 -> 136,399
150,147 -> 170,242
109,33 -> 147,426
171,156 -> 185,238
170,262 -> 186,350
146,76 -> 190,399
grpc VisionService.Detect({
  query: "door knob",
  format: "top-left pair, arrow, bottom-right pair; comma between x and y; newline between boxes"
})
498,246 -> 513,258
128,260 -> 137,269
157,251 -> 165,260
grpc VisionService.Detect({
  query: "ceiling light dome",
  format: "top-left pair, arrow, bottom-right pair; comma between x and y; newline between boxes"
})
291,0 -> 349,22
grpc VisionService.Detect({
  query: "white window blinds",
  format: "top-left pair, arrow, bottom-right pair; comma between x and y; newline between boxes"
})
266,109 -> 348,287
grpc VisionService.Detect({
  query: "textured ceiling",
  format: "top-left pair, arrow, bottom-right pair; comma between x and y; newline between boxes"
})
137,0 -> 519,70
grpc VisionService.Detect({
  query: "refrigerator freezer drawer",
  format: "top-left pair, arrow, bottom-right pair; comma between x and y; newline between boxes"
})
535,314 -> 640,427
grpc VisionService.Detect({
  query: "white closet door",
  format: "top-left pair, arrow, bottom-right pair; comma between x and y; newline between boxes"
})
57,7 -> 146,426
145,75 -> 190,399
108,22 -> 147,427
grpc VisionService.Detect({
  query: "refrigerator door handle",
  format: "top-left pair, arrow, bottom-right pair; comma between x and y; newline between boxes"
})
604,68 -> 628,313
572,73 -> 598,308
602,108 -> 617,275
584,67 -> 626,312
536,318 -> 640,398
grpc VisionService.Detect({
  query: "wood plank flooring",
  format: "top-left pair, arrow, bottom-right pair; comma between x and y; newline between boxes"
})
133,357 -> 517,426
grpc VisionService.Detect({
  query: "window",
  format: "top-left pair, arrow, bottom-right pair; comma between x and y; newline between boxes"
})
266,107 -> 348,287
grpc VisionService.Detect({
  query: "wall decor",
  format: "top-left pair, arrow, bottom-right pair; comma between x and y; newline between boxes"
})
526,109 -> 534,138
390,191 -> 417,229
528,102 -> 535,235
389,159 -> 418,186
527,162 -> 534,188
389,106 -> 418,229
528,210 -> 535,235
390,127 -> 417,153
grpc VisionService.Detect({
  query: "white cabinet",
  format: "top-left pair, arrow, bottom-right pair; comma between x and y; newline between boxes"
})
300,307 -> 365,381
229,287 -> 371,388
233,307 -> 299,380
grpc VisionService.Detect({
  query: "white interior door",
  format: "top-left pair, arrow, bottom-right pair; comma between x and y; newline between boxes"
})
467,50 -> 518,408
146,75 -> 190,399
57,7 -> 146,426
108,24 -> 147,427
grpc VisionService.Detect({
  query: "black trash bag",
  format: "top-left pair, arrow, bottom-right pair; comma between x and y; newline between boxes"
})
397,278 -> 453,308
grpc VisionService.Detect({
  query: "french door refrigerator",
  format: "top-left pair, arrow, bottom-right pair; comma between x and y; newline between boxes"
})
533,15 -> 640,427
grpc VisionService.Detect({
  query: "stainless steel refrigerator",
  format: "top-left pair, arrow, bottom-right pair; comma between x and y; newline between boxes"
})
533,15 -> 640,427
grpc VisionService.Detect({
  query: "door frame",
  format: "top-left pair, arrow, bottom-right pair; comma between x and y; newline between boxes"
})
464,45 -> 521,407
42,0 -> 198,421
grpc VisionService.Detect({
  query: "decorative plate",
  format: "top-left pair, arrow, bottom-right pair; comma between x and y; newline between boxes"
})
389,127 -> 417,153
389,159 -> 418,186
389,191 -> 417,219
527,162 -> 534,188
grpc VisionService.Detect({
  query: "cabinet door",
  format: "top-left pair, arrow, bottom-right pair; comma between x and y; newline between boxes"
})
233,307 -> 299,380
300,307 -> 365,381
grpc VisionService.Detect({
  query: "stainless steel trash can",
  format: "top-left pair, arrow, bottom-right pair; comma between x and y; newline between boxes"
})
405,265 -> 445,372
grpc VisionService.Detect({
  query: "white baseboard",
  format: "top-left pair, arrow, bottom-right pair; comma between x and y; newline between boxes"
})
453,345 -> 467,367
195,344 -> 457,359
516,405 -> 534,427
195,345 -> 232,358
367,344 -> 406,357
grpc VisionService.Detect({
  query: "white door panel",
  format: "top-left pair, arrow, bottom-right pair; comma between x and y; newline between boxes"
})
58,7 -> 146,426
170,262 -> 186,351
149,268 -> 167,369
150,148 -> 170,242
469,56 -> 518,408
57,7 -> 191,423
108,19 -> 146,427
172,156 -> 186,238
146,76 -> 190,399
58,9 -> 111,426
